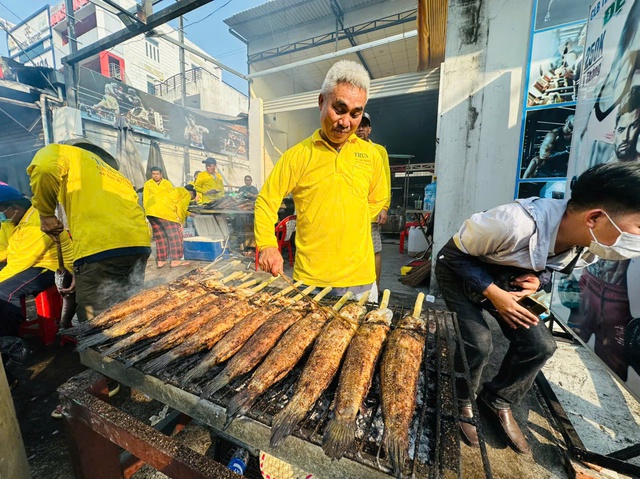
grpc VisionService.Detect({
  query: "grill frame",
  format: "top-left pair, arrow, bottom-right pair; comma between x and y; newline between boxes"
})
79,296 -> 493,478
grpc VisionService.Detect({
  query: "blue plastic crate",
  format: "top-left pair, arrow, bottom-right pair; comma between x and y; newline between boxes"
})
183,237 -> 224,261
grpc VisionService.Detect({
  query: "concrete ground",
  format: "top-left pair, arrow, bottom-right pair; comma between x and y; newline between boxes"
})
5,237 -> 640,478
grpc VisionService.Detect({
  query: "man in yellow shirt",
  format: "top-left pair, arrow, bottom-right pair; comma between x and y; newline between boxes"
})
143,167 -> 173,210
255,60 -> 388,298
194,158 -> 225,204
0,186 -> 73,336
145,186 -> 195,268
356,112 -> 391,291
27,139 -> 151,322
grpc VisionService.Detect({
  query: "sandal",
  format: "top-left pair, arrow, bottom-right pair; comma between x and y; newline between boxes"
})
170,261 -> 190,268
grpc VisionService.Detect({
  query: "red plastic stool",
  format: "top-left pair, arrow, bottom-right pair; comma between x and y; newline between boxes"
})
399,222 -> 420,254
19,285 -> 63,346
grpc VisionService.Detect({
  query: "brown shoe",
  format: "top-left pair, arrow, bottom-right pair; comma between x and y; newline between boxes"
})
479,398 -> 530,455
459,405 -> 480,447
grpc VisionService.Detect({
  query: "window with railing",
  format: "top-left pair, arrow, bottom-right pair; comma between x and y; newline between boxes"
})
153,67 -> 213,96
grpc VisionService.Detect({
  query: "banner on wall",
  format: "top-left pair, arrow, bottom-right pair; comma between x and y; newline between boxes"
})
551,0 -> 640,395
76,68 -> 248,160
515,0 -> 592,201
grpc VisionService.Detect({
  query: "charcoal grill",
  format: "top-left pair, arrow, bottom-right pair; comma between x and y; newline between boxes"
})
77,292 -> 493,479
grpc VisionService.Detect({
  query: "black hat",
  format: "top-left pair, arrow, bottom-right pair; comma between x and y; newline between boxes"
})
202,157 -> 217,165
61,138 -> 119,170
361,112 -> 371,126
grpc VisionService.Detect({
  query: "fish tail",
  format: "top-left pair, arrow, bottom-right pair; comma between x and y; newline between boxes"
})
180,363 -> 206,386
383,429 -> 407,478
270,402 -> 305,448
202,370 -> 231,398
322,417 -> 355,461
226,388 -> 258,423
143,352 -> 176,374
101,336 -> 134,357
77,332 -> 108,351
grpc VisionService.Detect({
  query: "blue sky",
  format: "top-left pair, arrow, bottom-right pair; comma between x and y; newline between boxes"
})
0,0 -> 266,91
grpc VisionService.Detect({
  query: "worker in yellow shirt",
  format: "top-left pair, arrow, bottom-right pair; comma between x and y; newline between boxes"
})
356,112 -> 391,291
143,166 -> 173,213
145,186 -> 195,268
0,221 -> 15,268
0,186 -> 73,337
27,139 -> 151,322
194,158 -> 225,204
255,60 -> 388,299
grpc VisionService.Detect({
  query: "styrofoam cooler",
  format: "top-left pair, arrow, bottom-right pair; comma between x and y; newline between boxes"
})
183,236 -> 224,261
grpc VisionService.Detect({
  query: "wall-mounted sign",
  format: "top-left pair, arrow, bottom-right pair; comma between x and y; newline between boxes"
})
77,68 -> 248,159
7,7 -> 51,57
50,0 -> 90,27
553,0 -> 640,397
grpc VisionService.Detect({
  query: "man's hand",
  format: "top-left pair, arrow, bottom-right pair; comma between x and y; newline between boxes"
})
259,247 -> 284,277
510,273 -> 541,298
60,275 -> 76,295
377,209 -> 388,225
483,283 -> 540,329
40,215 -> 64,240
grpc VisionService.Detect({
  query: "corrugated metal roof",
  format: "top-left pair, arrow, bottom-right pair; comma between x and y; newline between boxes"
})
224,0 -> 388,41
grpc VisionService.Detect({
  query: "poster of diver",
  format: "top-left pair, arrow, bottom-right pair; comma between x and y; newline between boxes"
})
77,68 -> 248,159
519,106 -> 575,179
551,0 -> 640,394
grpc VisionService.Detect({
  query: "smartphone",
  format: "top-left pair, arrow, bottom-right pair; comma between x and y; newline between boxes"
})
517,295 -> 548,317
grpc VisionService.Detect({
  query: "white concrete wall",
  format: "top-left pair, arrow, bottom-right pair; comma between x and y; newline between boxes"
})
433,0 -> 533,259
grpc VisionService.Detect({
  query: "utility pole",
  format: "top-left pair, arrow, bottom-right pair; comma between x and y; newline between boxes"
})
63,0 -> 79,108
179,15 -> 190,184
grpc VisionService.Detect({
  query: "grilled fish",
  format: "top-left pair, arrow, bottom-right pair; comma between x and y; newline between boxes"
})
100,292 -> 221,357
380,293 -> 427,478
77,285 -> 209,351
323,290 -> 393,460
201,286 -> 331,397
126,279 -> 261,369
181,281 -> 306,385
141,278 -> 280,373
269,292 -> 370,448
225,292 -> 353,425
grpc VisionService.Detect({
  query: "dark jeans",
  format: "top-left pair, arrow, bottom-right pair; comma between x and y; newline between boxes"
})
435,261 -> 557,409
75,253 -> 149,322
0,267 -> 55,336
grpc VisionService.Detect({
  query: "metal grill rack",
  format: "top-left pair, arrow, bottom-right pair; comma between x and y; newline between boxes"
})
83,298 -> 493,479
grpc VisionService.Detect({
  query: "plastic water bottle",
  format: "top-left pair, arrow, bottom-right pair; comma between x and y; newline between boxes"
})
423,176 -> 437,213
227,448 -> 249,475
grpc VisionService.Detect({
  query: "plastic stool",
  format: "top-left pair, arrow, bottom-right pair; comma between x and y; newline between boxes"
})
399,222 -> 420,254
19,285 -> 63,346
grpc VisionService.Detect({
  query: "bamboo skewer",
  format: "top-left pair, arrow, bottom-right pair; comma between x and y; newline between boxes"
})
380,289 -> 391,310
413,292 -> 425,318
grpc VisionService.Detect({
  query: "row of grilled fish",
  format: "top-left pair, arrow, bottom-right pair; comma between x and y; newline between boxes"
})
72,266 -> 428,478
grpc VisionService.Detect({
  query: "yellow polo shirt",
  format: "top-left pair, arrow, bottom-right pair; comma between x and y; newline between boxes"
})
193,170 -> 224,204
0,207 -> 73,284
255,130 -> 387,288
27,144 -> 151,263
0,221 -> 16,263
143,178 -> 174,218
371,141 -> 391,211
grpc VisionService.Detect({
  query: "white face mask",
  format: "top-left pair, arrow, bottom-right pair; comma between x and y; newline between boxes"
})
589,211 -> 640,261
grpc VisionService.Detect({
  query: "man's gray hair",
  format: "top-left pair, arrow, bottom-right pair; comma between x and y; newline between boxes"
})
321,60 -> 371,100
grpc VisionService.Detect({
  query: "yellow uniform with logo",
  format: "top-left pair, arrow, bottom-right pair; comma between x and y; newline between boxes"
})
194,171 -> 224,204
371,142 -> 391,212
144,187 -> 192,224
0,222 -> 16,264
27,143 -> 151,264
143,178 -> 174,218
255,130 -> 387,287
0,207 -> 73,283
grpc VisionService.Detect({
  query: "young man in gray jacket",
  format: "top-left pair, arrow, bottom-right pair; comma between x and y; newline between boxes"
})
436,162 -> 640,454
